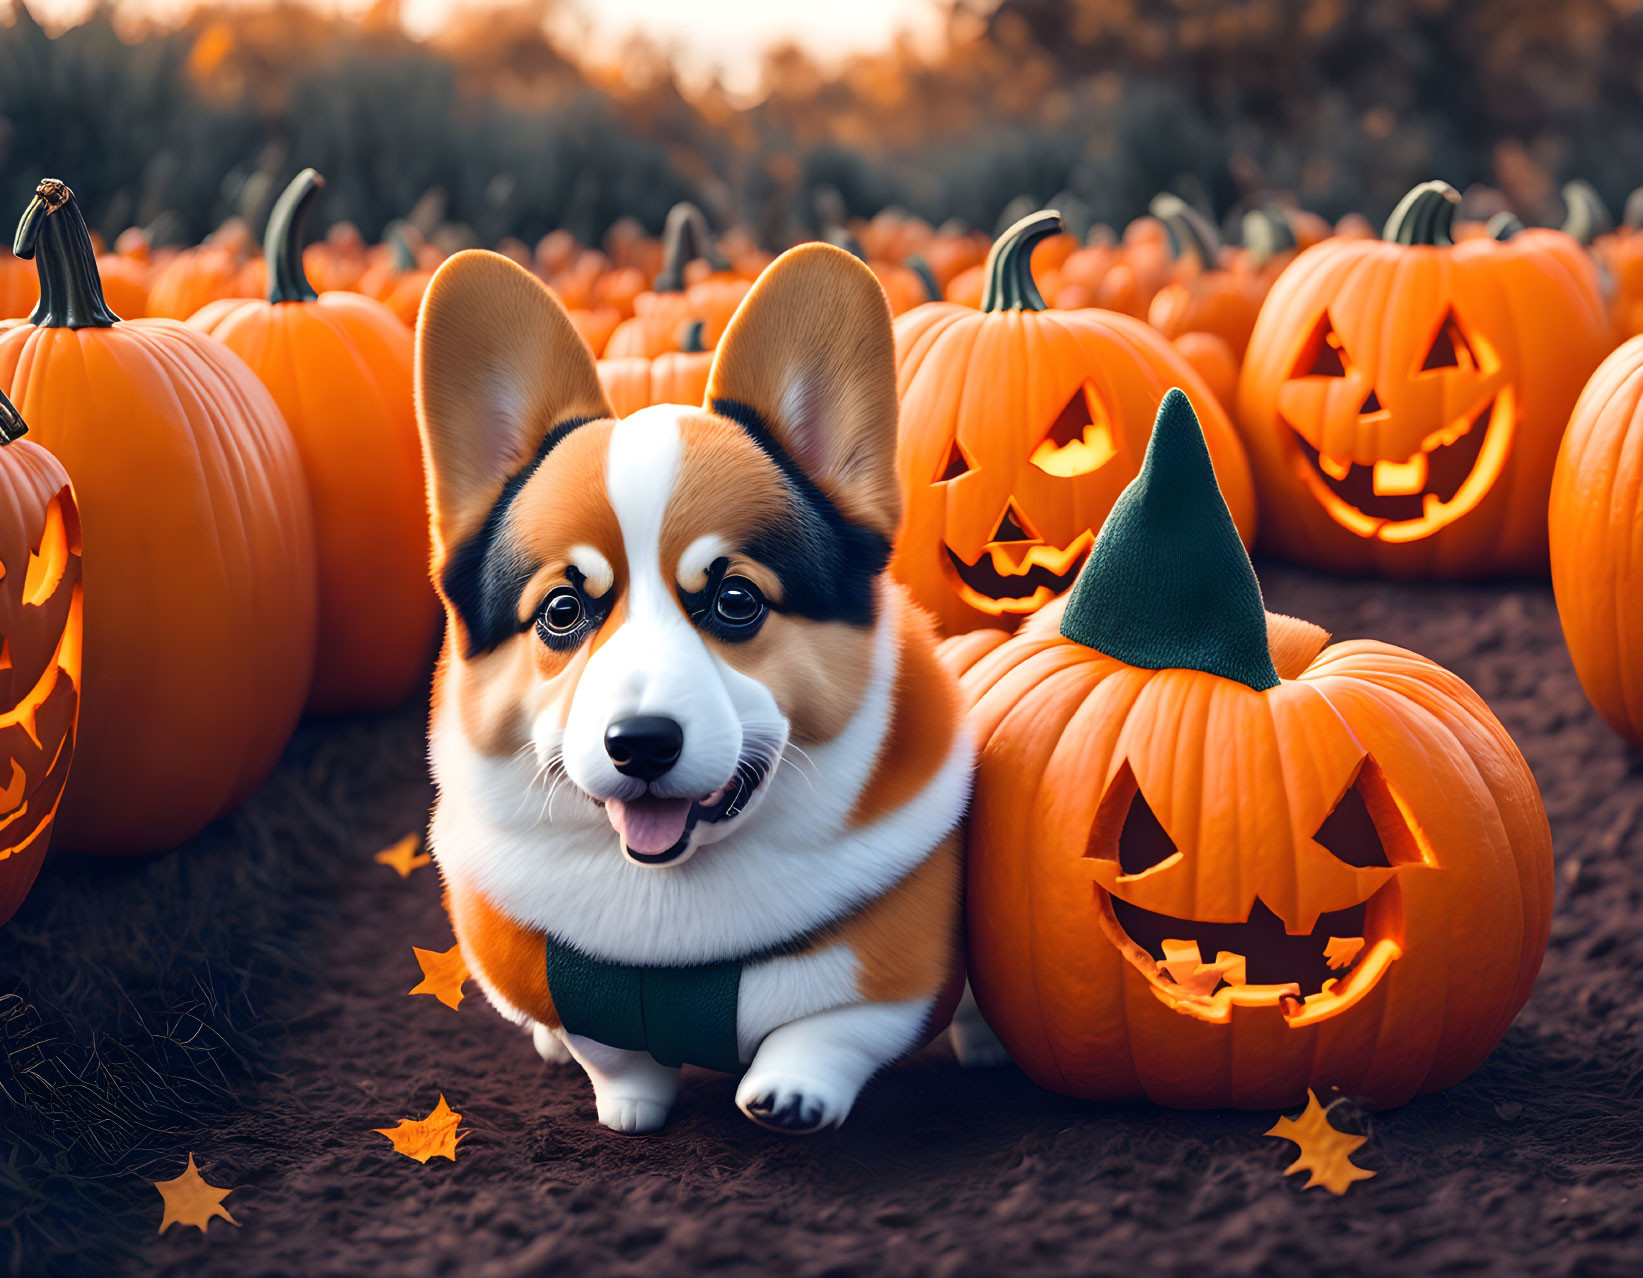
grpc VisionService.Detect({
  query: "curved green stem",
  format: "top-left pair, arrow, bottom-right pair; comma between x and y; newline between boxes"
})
1486,211 -> 1525,242
906,254 -> 941,302
1625,188 -> 1643,232
13,179 -> 120,329
653,202 -> 725,292
384,220 -> 419,273
1382,180 -> 1460,246
265,168 -> 323,304
678,319 -> 706,353
1561,180 -> 1612,246
1150,193 -> 1220,265
981,209 -> 1061,312
1241,207 -> 1296,266
0,385 -> 26,445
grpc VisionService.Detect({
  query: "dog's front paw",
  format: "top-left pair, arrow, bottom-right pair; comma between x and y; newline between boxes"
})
532,1023 -> 573,1065
736,1074 -> 849,1134
596,1095 -> 671,1135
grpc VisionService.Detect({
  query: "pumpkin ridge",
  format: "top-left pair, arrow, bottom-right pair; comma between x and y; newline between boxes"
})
265,168 -> 323,305
13,181 -> 120,330
1058,389 -> 1279,690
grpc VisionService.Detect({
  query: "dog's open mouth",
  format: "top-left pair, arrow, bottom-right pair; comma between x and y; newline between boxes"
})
943,531 -> 1093,614
604,756 -> 771,867
1096,882 -> 1403,1026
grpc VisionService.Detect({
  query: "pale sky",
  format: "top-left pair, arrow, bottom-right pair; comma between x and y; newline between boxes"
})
20,0 -> 950,95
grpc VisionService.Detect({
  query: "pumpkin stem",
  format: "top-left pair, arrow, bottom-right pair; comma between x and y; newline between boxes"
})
1266,611 -> 1332,680
981,209 -> 1061,313
266,168 -> 323,304
906,254 -> 941,302
1560,180 -> 1613,246
1058,388 -> 1279,691
678,318 -> 706,353
1241,207 -> 1297,267
653,202 -> 725,293
1485,211 -> 1526,242
385,220 -> 419,273
1624,188 -> 1643,231
827,228 -> 869,261
1382,181 -> 1460,247
1150,193 -> 1220,266
0,385 -> 26,445
13,179 -> 121,329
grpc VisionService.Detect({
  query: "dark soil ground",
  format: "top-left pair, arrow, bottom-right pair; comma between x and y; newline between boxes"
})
4,562 -> 1642,1278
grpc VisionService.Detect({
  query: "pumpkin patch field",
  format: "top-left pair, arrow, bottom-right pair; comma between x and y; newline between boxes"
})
5,4 -> 1643,1277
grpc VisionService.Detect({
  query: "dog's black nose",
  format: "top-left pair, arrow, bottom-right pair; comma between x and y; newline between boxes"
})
604,715 -> 684,781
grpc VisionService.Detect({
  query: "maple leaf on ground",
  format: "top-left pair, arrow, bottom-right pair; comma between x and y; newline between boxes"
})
410,944 -> 471,1010
1266,1090 -> 1376,1195
373,1094 -> 466,1163
375,834 -> 431,878
154,1154 -> 239,1235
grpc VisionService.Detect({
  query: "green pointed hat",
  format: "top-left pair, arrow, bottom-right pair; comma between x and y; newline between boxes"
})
1059,388 -> 1278,690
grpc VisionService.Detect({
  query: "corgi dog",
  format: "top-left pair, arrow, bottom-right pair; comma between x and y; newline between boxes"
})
415,243 -> 993,1135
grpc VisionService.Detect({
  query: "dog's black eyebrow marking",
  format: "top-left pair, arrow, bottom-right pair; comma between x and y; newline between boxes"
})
708,396 -> 890,627
444,415 -> 596,657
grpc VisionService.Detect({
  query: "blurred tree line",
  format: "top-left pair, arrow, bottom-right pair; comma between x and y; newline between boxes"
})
1,0 -> 1638,247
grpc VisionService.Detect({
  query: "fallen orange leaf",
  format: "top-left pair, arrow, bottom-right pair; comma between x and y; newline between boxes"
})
154,1154 -> 239,1235
373,1094 -> 466,1163
410,944 -> 471,1011
375,834 -> 430,878
1266,1090 -> 1376,1195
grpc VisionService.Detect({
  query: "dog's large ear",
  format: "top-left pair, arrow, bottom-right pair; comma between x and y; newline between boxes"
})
705,243 -> 899,539
416,250 -> 614,557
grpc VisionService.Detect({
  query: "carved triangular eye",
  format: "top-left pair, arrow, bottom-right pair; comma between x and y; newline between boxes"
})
1118,787 -> 1178,876
1086,763 -> 1179,877
1030,381 -> 1117,477
1294,313 -> 1349,378
936,440 -> 971,483
1420,311 -> 1477,372
1314,757 -> 1424,869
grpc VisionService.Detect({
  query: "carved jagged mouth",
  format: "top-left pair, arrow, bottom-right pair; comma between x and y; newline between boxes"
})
1289,397 -> 1509,540
943,532 -> 1094,614
1096,882 -> 1403,1026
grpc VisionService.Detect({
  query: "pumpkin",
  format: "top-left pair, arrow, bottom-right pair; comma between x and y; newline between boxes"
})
1549,335 -> 1643,743
1592,189 -> 1643,342
603,204 -> 749,357
0,390 -> 81,925
357,221 -> 436,327
1236,180 -> 1610,578
190,169 -> 437,714
1,249 -> 39,320
946,389 -> 1553,1108
1144,197 -> 1264,359
1,180 -> 317,853
892,210 -> 1257,637
597,319 -> 712,417
1172,331 -> 1239,410
146,233 -> 261,320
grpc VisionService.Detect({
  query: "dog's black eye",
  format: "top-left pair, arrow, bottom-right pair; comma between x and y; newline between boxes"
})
541,587 -> 583,635
714,577 -> 765,628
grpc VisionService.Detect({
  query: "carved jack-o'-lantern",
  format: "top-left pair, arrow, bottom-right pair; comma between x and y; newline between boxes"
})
1237,180 -> 1609,578
894,212 -> 1256,635
0,390 -> 81,926
944,391 -> 1552,1108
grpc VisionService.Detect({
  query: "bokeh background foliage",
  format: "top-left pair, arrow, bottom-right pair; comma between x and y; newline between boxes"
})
5,0 -> 1643,248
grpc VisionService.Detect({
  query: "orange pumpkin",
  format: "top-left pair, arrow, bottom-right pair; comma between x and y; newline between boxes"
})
1,180 -> 317,854
892,210 -> 1256,636
358,222 -> 436,327
1549,335 -> 1643,742
1,248 -> 39,320
604,204 -> 749,357
191,169 -> 437,714
597,319 -> 712,417
1237,180 -> 1610,578
146,236 -> 260,320
1593,189 -> 1643,342
0,390 -> 81,925
1172,330 -> 1239,410
946,390 -> 1552,1108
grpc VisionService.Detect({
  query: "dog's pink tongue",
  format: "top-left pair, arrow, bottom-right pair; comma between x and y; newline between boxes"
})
606,796 -> 692,854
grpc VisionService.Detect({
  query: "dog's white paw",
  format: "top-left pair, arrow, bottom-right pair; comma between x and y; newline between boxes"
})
532,1023 -> 573,1065
596,1095 -> 671,1135
736,1072 -> 852,1134
949,1018 -> 1012,1069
